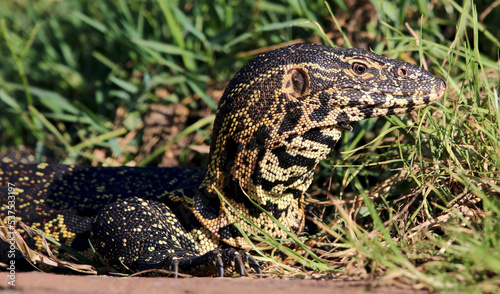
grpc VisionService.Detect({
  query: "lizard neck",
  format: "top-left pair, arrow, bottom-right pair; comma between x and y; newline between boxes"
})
194,120 -> 342,248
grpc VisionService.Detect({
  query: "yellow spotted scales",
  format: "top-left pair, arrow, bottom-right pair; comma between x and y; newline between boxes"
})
0,44 -> 446,277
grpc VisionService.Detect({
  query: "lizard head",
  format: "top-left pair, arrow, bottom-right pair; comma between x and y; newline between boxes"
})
195,43 -> 446,248
301,46 -> 447,130
209,44 -> 446,152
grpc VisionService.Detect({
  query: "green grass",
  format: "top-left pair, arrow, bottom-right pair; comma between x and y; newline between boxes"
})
313,1 -> 500,292
1,0 -> 499,292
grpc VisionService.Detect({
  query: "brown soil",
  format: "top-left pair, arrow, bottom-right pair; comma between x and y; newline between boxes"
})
1,272 -> 430,294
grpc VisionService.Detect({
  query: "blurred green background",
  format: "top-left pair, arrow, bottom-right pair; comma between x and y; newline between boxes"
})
0,0 -> 497,165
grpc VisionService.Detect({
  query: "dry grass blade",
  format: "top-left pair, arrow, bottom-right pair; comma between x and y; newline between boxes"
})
0,222 -> 57,269
0,220 -> 97,274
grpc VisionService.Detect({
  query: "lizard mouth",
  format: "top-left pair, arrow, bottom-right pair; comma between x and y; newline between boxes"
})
379,90 -> 446,111
334,78 -> 446,110
383,77 -> 446,107
329,79 -> 446,127
357,90 -> 445,119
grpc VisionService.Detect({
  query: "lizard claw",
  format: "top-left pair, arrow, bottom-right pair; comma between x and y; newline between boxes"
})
216,253 -> 224,277
173,258 -> 179,279
243,252 -> 262,277
234,252 -> 245,276
216,249 -> 261,277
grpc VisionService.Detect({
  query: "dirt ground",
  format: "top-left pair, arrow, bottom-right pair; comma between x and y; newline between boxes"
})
0,272 -> 430,294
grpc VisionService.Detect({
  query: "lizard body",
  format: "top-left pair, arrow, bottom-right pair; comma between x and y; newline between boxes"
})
0,44 -> 446,276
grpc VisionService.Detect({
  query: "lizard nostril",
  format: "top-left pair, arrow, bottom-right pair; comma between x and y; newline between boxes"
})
440,78 -> 447,89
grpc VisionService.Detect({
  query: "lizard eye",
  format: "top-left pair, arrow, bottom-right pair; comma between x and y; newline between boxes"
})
352,62 -> 367,75
290,69 -> 308,95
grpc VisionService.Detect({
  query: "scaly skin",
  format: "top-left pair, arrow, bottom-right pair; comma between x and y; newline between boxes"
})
0,43 -> 446,276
